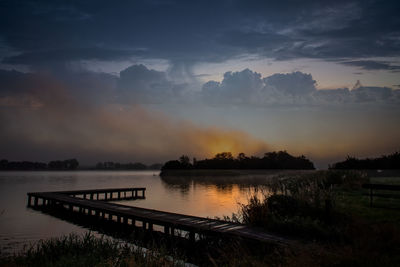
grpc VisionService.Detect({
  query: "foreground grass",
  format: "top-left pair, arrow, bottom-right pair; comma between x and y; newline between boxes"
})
236,171 -> 400,266
0,233 -> 180,267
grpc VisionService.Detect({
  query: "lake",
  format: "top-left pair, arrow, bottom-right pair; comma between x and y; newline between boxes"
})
0,170 -> 285,255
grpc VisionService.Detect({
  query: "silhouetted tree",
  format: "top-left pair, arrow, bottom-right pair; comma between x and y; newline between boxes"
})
148,163 -> 163,170
330,152 -> 400,169
162,151 -> 315,170
94,161 -> 159,170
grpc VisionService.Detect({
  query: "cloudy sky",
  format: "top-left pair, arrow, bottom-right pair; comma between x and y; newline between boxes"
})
0,0 -> 399,168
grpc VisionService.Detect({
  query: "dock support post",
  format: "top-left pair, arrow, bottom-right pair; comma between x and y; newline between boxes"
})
90,194 -> 93,200
34,197 -> 38,206
118,192 -> 121,200
28,195 -> 32,207
142,221 -> 147,230
148,223 -> 153,231
370,188 -> 373,207
189,232 -> 195,242
84,194 -> 87,199
164,226 -> 170,235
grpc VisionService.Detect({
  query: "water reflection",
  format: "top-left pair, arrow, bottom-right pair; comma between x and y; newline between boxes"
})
0,170 -> 292,254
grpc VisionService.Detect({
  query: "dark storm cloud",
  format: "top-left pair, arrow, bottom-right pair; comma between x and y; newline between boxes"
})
0,0 -> 399,69
4,64 -> 397,108
2,48 -> 142,65
117,64 -> 186,104
264,72 -> 316,96
341,60 -> 400,72
200,68 -> 400,106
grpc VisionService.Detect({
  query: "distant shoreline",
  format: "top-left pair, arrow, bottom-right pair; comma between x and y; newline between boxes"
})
160,169 -> 400,177
159,169 -> 316,176
0,169 -> 161,172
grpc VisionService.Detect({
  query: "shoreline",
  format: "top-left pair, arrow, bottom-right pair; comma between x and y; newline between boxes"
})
160,169 -> 316,176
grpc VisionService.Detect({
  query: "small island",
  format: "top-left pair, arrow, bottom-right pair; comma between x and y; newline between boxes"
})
160,151 -> 315,176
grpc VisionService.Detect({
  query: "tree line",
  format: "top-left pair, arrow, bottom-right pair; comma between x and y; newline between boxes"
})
330,151 -> 400,169
94,162 -> 162,170
0,159 -> 163,171
0,159 -> 79,170
161,151 -> 315,170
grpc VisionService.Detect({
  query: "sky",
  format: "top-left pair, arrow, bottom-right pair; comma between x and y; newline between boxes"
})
0,0 -> 399,168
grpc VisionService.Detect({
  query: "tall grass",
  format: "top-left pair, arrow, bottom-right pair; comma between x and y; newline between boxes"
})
0,233 -> 182,267
237,171 -> 370,240
235,170 -> 400,266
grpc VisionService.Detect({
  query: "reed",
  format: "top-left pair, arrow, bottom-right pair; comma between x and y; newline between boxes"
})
0,233 -> 181,267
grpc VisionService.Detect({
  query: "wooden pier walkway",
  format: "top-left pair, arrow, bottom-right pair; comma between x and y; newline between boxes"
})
27,188 -> 289,245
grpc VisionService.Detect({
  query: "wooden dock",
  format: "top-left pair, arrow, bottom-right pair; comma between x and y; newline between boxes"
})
27,188 -> 289,245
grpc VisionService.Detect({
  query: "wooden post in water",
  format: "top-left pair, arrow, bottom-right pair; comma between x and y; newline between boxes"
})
164,226 -> 170,235
189,231 -> 195,242
370,188 -> 373,207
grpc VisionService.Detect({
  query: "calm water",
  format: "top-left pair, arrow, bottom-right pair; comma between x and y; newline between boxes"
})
0,170 -> 278,255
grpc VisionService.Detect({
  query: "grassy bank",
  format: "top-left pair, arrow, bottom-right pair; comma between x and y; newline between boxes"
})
0,233 -> 182,267
235,171 -> 400,266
